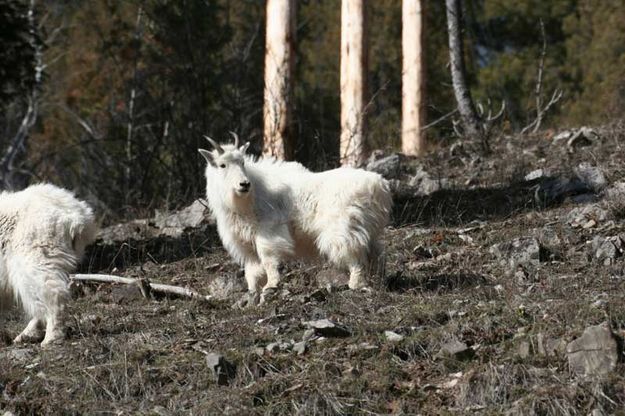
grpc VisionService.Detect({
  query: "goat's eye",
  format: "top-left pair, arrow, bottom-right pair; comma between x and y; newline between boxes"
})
219,164 -> 226,168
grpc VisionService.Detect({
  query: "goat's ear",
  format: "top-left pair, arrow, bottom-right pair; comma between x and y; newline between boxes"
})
198,149 -> 214,165
240,142 -> 251,154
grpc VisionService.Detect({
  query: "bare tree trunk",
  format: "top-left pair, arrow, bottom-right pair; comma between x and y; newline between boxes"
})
445,0 -> 482,141
340,0 -> 368,167
402,0 -> 427,156
262,0 -> 296,160
124,6 -> 143,205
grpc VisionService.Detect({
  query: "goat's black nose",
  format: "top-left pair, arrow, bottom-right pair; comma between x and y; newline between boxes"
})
240,181 -> 250,189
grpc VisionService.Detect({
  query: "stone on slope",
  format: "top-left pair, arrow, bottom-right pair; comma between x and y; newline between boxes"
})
490,237 -> 545,273
366,153 -> 402,179
303,319 -> 351,338
566,323 -> 618,377
205,353 -> 237,386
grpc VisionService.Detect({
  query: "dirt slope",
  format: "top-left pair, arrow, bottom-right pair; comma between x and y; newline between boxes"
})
2,125 -> 625,415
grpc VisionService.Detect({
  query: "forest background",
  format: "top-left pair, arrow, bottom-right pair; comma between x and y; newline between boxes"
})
1,0 -> 624,220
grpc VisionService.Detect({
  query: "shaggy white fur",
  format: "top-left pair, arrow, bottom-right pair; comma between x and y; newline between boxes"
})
0,184 -> 97,346
199,135 -> 392,297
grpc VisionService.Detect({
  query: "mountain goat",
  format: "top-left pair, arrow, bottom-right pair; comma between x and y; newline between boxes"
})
199,134 -> 392,301
0,184 -> 97,346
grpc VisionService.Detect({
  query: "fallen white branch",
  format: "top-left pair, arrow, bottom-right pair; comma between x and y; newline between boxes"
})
71,274 -> 212,302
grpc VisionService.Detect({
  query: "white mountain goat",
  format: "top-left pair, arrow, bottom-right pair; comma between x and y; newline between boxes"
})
199,133 -> 392,300
0,184 -> 97,346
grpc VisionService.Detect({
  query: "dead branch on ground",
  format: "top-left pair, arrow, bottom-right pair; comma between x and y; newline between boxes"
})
71,274 -> 213,302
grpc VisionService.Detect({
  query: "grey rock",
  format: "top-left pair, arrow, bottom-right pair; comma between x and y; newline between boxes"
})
0,348 -> 33,363
524,169 -> 548,181
604,181 -> 625,201
574,163 -> 606,192
205,353 -> 237,386
536,333 -> 566,357
231,291 -> 261,309
566,323 -> 618,377
293,341 -> 307,355
384,331 -> 405,342
366,154 -> 402,179
516,340 -> 531,359
535,226 -> 562,250
265,342 -> 280,353
437,340 -> 474,361
98,199 -> 212,244
304,319 -> 351,338
553,127 -> 598,148
153,199 -> 211,237
535,177 -> 594,205
409,167 -> 447,196
266,341 -> 291,353
490,237 -> 544,273
591,235 -> 624,265
566,204 -> 610,228
302,329 -> 317,342
207,273 -> 246,300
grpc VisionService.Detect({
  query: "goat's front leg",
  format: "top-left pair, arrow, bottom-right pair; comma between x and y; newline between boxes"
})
13,318 -> 44,344
256,226 -> 294,292
244,261 -> 266,293
259,254 -> 281,290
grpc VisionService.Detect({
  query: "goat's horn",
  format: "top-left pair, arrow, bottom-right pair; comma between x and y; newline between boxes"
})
204,135 -> 224,154
229,131 -> 240,148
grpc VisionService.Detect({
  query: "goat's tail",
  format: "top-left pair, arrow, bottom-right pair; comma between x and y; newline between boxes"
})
369,176 -> 393,229
70,211 -> 98,258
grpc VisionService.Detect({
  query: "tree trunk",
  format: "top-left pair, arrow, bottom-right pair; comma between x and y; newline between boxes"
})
340,0 -> 368,167
262,0 -> 296,160
402,0 -> 427,156
445,0 -> 482,140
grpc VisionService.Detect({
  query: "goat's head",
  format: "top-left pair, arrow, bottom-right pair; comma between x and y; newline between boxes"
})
199,132 -> 252,197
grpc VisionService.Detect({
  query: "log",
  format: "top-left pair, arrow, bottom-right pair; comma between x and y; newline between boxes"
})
71,274 -> 213,302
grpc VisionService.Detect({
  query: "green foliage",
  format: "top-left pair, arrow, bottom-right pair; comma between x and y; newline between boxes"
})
562,0 -> 625,123
469,0 -> 625,129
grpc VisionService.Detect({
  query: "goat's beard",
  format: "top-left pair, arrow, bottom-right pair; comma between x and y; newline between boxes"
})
228,189 -> 254,215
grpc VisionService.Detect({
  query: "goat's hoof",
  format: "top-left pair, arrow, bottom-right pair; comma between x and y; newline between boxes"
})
13,332 -> 44,345
260,287 -> 279,305
348,281 -> 369,290
327,283 -> 349,293
40,333 -> 65,347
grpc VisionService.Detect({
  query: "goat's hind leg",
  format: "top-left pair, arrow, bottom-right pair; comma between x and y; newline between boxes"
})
8,255 -> 70,346
367,239 -> 386,288
40,270 -> 71,346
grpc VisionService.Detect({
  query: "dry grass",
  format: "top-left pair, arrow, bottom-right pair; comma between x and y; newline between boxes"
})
2,125 -> 625,414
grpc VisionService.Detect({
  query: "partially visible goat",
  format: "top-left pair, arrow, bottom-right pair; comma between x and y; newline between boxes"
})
0,184 -> 97,346
199,134 -> 392,301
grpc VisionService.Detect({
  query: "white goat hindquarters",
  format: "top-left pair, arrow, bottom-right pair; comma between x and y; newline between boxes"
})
0,184 -> 97,346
